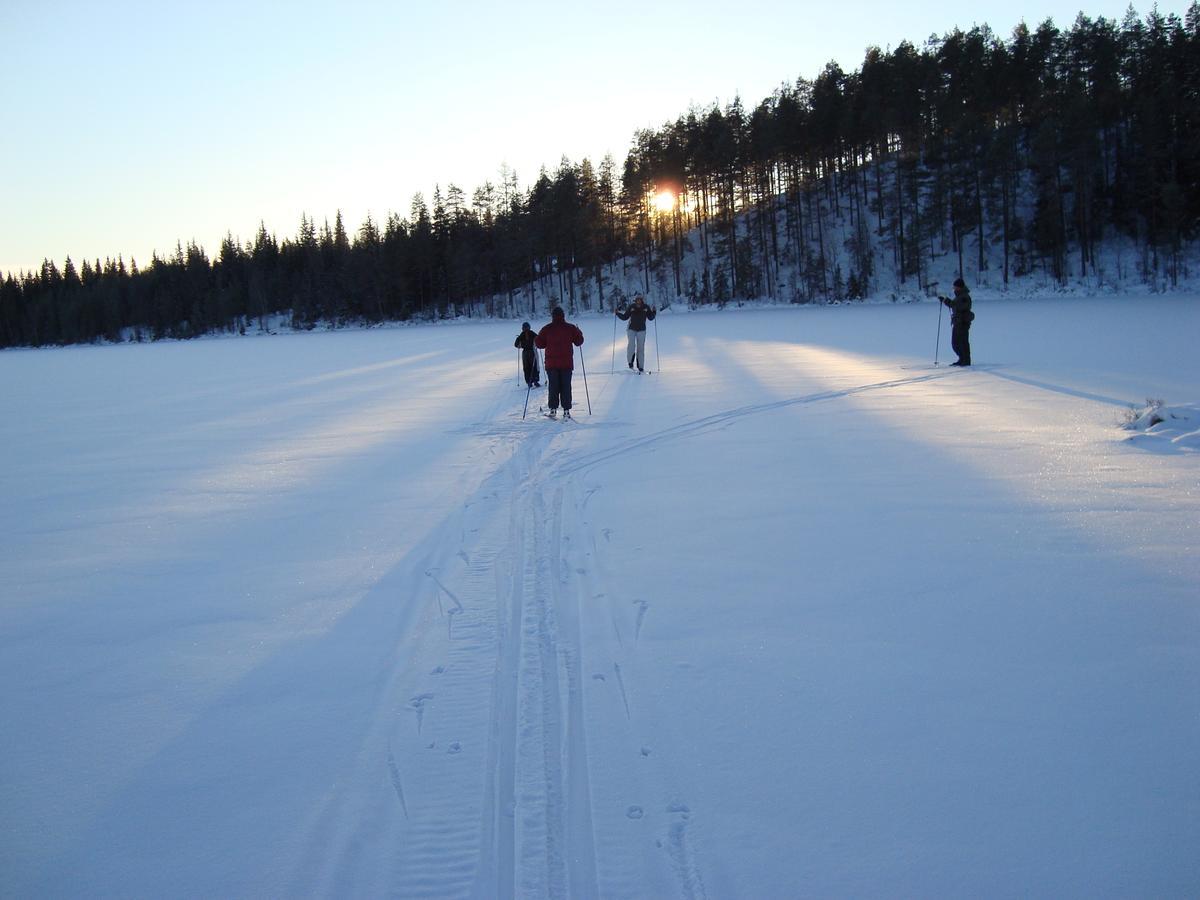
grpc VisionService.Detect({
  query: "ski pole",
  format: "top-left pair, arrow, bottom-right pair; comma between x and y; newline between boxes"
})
653,313 -> 661,374
933,296 -> 943,366
579,349 -> 592,415
522,381 -> 532,419
610,306 -> 617,374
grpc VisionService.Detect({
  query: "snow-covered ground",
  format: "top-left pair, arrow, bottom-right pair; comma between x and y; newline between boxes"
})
2,295 -> 1197,897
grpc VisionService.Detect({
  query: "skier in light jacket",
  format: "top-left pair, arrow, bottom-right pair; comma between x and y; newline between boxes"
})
615,294 -> 656,372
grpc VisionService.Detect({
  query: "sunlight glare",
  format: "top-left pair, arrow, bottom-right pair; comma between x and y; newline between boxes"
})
652,190 -> 675,212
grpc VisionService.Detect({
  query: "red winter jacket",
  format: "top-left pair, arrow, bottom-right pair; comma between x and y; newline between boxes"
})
535,315 -> 584,369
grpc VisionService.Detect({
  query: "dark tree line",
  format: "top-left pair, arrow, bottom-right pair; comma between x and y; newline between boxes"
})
2,6 -> 1197,348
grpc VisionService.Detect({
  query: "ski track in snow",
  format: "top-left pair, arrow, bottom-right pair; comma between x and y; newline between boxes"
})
319,356 -> 976,895
269,385 -> 598,896
552,367 -> 965,478
292,356 -> 739,898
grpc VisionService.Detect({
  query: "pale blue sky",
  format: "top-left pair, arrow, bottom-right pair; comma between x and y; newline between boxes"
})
1,0 -> 1180,275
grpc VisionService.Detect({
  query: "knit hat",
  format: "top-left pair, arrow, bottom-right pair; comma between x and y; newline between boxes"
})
551,307 -> 565,319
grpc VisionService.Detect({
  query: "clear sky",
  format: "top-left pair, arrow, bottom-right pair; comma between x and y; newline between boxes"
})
1,0 -> 1185,276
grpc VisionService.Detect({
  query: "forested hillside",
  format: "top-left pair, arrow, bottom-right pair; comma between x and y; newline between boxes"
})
2,6 -> 1196,347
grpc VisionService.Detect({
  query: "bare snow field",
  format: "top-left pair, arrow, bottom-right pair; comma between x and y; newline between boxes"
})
2,294 -> 1197,897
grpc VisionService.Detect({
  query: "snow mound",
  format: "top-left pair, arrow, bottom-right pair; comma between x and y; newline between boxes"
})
1122,400 -> 1200,453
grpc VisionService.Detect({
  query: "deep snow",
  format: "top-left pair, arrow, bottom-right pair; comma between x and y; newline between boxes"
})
2,295 -> 1197,897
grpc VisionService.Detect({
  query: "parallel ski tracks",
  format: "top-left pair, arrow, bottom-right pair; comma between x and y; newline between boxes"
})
554,368 -> 961,478
296,364 -> 984,896
329,366 -> 954,896
412,420 -> 604,897
492,439 -> 600,898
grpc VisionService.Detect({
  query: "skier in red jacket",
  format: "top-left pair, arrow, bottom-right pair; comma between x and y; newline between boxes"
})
534,307 -> 584,419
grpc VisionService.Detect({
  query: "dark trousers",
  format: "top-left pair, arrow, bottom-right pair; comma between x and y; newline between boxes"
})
546,369 -> 573,410
951,322 -> 971,365
522,349 -> 540,385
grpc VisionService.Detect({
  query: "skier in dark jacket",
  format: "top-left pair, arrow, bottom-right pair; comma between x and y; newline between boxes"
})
615,294 -> 656,372
514,322 -> 540,387
939,278 -> 974,366
534,307 -> 584,418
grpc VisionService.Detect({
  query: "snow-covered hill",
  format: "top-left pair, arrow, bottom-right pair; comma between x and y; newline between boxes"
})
487,158 -> 1199,323
2,295 -> 1197,895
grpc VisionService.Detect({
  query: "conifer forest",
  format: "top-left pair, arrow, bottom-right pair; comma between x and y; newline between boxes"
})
2,7 -> 1197,348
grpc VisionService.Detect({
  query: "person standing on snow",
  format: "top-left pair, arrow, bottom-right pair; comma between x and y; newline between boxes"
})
514,321 -> 540,387
615,294 -> 656,372
534,307 -> 584,418
939,277 -> 974,366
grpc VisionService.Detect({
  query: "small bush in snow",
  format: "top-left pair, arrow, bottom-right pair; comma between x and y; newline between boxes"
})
1123,398 -> 1166,430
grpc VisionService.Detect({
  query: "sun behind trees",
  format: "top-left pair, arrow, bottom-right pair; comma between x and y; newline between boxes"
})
2,6 -> 1197,348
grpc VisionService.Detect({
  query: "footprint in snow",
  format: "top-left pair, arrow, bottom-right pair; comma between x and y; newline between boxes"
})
626,806 -> 644,820
409,694 -> 433,733
633,600 -> 649,642
592,673 -> 607,681
447,742 -> 462,754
